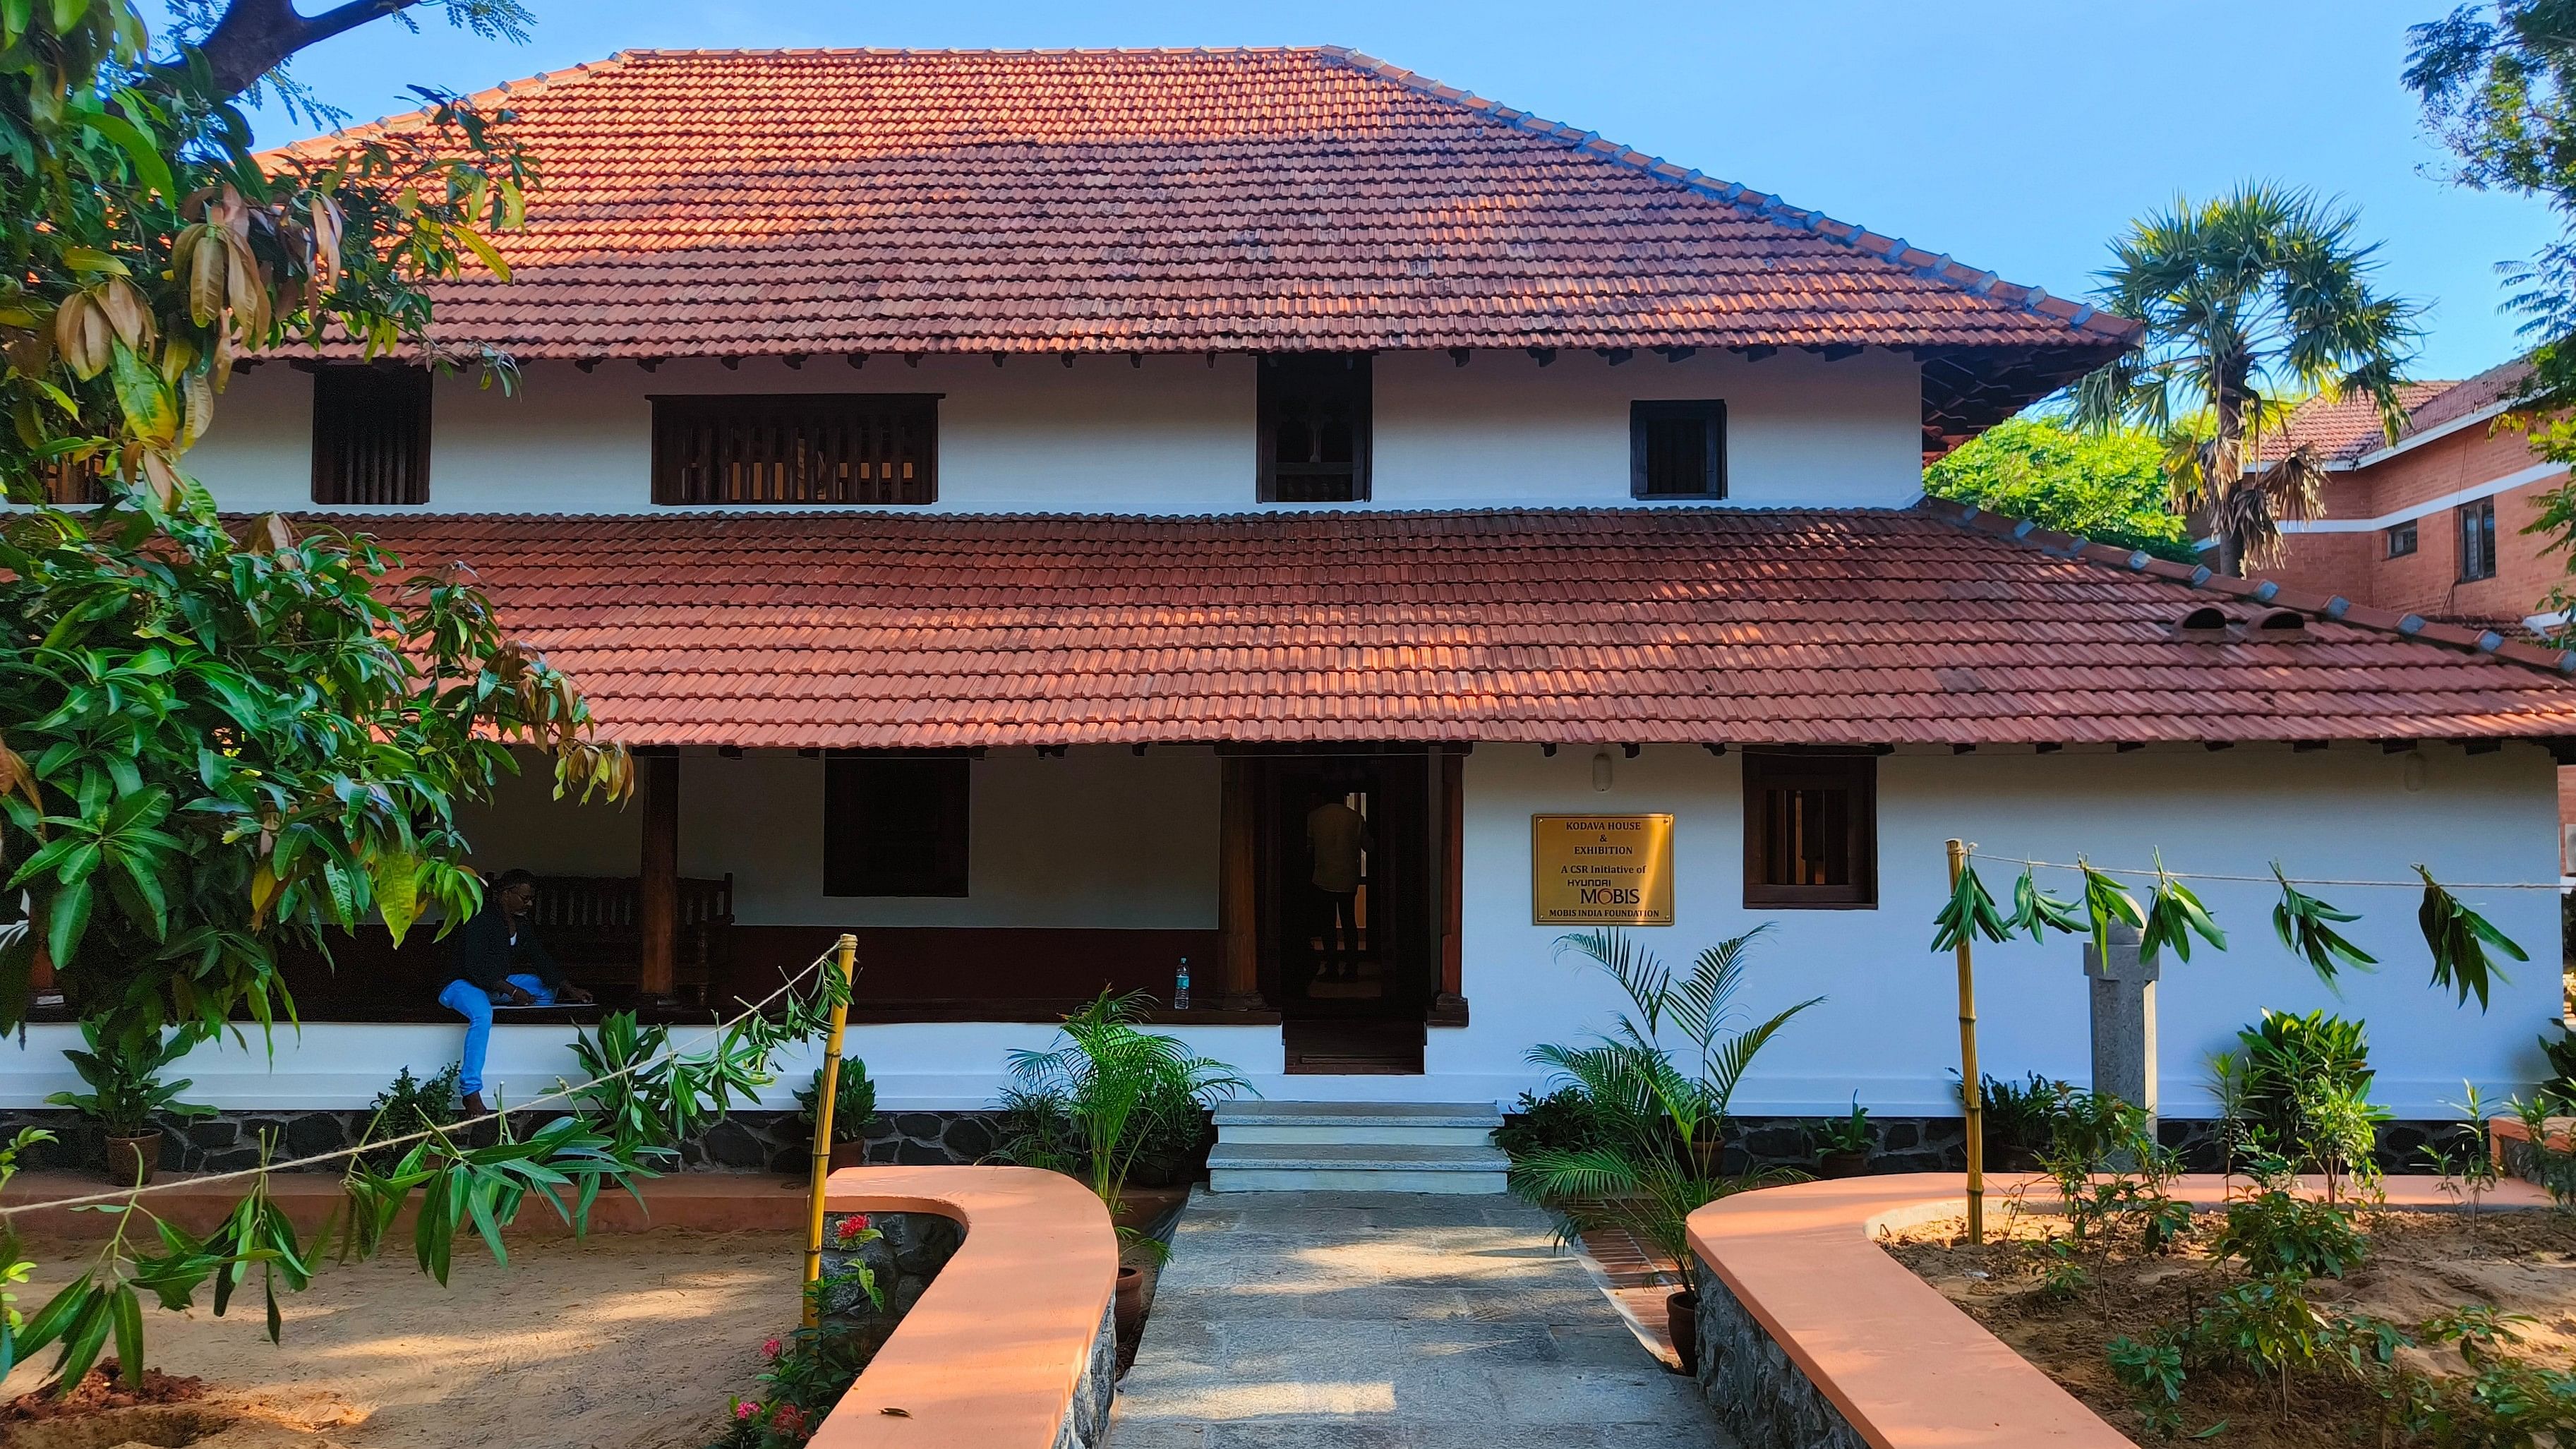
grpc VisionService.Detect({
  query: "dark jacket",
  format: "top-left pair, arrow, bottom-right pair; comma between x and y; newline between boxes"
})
448,897 -> 567,994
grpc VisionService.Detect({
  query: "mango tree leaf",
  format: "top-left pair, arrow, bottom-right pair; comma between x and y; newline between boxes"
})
2416,867 -> 2526,1011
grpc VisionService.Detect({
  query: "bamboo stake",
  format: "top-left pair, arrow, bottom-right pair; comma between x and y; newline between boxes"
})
802,932 -> 859,1328
1946,838 -> 1985,1245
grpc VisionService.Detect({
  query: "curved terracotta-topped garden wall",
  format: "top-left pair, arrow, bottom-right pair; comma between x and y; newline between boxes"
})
1684,1172 -> 2551,1448
809,1165 -> 1119,1449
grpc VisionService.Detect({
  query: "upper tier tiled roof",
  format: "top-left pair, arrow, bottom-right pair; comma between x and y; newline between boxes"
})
284,48 -> 2129,449
2255,383 -> 2451,466
318,503 -> 2576,750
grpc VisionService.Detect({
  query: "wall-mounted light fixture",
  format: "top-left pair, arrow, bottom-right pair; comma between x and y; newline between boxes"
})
1591,750 -> 1614,793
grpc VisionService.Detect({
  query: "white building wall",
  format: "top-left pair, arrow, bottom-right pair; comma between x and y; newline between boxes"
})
1436,742 -> 2563,1122
183,348 -> 1925,516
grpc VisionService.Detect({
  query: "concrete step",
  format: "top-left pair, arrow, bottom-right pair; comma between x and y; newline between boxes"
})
1212,1100 -> 1502,1129
1205,1141 -> 1512,1195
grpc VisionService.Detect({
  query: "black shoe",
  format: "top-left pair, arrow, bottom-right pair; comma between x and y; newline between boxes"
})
462,1091 -> 488,1117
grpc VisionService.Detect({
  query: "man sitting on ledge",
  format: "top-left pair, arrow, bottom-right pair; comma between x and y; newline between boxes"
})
440,868 -> 591,1114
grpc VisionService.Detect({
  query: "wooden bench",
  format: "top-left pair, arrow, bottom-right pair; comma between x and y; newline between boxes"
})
526,873 -> 735,1003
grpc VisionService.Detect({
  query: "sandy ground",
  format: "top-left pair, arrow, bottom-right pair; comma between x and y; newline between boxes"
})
0,1229 -> 805,1449
1885,1206 -> 2576,1448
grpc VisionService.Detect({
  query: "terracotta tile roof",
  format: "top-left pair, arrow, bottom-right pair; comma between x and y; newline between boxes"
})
282,47 -> 2128,447
316,503 -> 2576,750
2402,359 -> 2533,436
2255,383 -> 2451,466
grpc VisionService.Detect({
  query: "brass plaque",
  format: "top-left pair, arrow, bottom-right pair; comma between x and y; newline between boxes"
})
1531,814 -> 1675,926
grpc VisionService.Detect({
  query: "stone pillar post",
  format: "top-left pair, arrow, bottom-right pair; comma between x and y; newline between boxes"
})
2082,920 -> 2157,1129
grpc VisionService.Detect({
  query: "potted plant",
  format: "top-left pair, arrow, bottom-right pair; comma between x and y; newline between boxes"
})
1814,1098 -> 1872,1179
795,1058 -> 879,1171
46,1023 -> 215,1185
1967,1071 -> 2068,1173
1505,925 -> 1821,1377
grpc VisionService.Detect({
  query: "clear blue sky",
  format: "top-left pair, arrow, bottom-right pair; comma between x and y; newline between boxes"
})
228,0 -> 2556,381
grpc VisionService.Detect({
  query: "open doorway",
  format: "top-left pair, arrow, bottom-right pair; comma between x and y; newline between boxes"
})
1251,754 -> 1431,1073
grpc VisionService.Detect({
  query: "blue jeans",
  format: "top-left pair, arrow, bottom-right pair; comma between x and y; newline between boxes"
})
438,974 -> 554,1096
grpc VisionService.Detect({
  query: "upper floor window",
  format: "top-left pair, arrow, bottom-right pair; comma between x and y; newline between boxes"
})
1258,354 -> 1371,503
42,456 -> 103,505
312,366 -> 431,505
1743,750 -> 1876,908
2458,498 -> 2498,582
823,754 -> 970,896
1630,400 -> 1727,500
653,394 -> 938,506
2386,519 -> 2418,559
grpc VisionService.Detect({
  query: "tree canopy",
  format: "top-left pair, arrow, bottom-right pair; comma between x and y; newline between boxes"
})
1924,416 -> 2198,563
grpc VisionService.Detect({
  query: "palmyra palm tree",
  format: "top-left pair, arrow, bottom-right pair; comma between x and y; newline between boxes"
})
2073,184 -> 2421,574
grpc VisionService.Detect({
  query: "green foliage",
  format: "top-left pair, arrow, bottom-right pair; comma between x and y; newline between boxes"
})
2232,1009 -> 2388,1198
1495,1087 -> 1606,1162
999,991 -> 1251,1216
2039,1089 -> 2187,1250
2416,867 -> 2526,1011
359,1062 -> 461,1163
2078,860 -> 2147,966
2270,865 -> 2376,985
1923,416 -> 2195,562
1510,925 -> 1818,1277
2071,183 -> 2418,572
2541,1026 -> 2576,1093
2010,871 -> 2081,942
2138,856 -> 2226,968
2038,1239 -> 2090,1301
1972,1071 -> 2073,1157
44,1019 -> 212,1138
1814,1097 -> 1870,1156
793,1060 -> 877,1146
710,1246 -> 888,1449
2106,1333 -> 2193,1437
570,964 -> 855,1160
1929,859 -> 2011,951
2211,1189 -> 2365,1280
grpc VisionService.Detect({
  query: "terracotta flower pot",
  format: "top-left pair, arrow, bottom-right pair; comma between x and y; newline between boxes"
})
1666,1289 -> 1699,1375
1114,1265 -> 1147,1340
1817,1150 -> 1870,1179
103,1131 -> 160,1186
828,1140 -> 868,1172
1687,1136 -> 1725,1179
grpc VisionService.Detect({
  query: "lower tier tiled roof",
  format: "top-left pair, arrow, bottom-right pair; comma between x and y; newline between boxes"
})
319,503 -> 2576,750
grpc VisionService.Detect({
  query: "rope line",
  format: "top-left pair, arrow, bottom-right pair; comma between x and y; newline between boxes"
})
1970,852 -> 2568,892
0,946 -> 839,1220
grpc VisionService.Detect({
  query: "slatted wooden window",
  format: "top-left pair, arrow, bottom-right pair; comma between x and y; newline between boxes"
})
823,755 -> 970,897
40,456 -> 104,505
2458,498 -> 2498,582
1630,400 -> 1727,499
1258,354 -> 1371,503
1743,752 -> 1876,908
653,395 -> 939,506
311,367 -> 433,505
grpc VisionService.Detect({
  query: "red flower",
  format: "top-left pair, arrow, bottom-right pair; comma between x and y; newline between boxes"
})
834,1214 -> 871,1241
762,1337 -> 783,1359
734,1401 -> 760,1422
773,1403 -> 807,1437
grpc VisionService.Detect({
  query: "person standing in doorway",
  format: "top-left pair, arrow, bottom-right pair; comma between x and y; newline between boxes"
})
439,869 -> 591,1114
1304,783 -> 1371,982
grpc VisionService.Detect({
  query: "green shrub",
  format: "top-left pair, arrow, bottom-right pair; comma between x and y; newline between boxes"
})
359,1063 -> 463,1165
794,1060 -> 879,1145
1495,1087 -> 1606,1162
1975,1071 -> 2071,1158
44,1021 -> 215,1138
2211,1189 -> 2365,1280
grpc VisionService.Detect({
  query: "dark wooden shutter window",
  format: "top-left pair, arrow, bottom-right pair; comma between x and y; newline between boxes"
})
1743,752 -> 1876,908
1630,400 -> 1727,499
1258,354 -> 1371,502
823,756 -> 970,897
311,366 -> 432,505
42,456 -> 104,505
653,394 -> 938,506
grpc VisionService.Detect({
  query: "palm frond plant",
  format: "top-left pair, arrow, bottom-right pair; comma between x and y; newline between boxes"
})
999,991 -> 1251,1243
1508,925 -> 1822,1279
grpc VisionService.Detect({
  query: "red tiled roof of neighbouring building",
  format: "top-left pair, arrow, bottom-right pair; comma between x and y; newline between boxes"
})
2402,359 -> 2534,437
277,48 -> 2132,453
2254,383 -> 2452,466
315,503 -> 2576,750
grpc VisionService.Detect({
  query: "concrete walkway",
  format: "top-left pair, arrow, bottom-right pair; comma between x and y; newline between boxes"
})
1109,1191 -> 1734,1449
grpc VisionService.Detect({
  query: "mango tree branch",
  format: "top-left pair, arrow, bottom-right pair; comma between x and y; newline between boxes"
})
196,0 -> 426,100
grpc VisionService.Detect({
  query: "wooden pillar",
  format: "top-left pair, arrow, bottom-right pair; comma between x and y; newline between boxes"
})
1431,747 -> 1468,1026
1217,757 -> 1260,1007
639,750 -> 680,1002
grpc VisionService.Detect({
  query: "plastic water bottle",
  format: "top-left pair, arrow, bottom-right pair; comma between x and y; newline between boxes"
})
1174,956 -> 1191,1011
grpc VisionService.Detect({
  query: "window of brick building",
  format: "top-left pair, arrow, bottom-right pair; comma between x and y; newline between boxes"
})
2458,498 -> 2498,582
1742,751 -> 1877,908
2386,519 -> 2417,559
653,395 -> 939,506
1258,354 -> 1371,502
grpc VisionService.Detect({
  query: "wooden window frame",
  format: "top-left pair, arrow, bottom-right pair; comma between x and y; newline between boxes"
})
311,366 -> 433,505
1630,399 -> 1728,500
2386,519 -> 2418,559
652,393 -> 940,507
1258,354 -> 1372,503
1741,750 -> 1877,909
821,754 -> 970,898
2457,498 -> 2498,582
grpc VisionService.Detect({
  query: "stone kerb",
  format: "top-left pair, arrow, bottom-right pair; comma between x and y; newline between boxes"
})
1684,1172 -> 2555,1449
808,1165 -> 1119,1449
